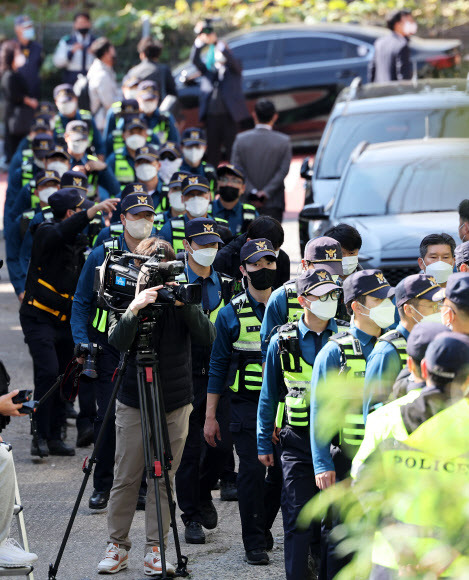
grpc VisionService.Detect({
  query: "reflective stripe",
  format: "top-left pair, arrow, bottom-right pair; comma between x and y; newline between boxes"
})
284,280 -> 303,322
27,298 -> 67,322
378,330 -> 408,367
170,219 -> 186,253
114,150 -> 135,184
38,278 -> 73,300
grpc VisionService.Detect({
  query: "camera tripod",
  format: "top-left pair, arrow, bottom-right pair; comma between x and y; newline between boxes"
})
48,319 -> 188,579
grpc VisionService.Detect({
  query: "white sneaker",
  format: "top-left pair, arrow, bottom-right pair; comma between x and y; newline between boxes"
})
144,546 -> 176,576
0,538 -> 38,568
97,543 -> 128,574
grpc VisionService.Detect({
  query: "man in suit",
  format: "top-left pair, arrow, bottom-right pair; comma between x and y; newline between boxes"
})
190,21 -> 249,167
368,9 -> 417,83
231,99 -> 292,223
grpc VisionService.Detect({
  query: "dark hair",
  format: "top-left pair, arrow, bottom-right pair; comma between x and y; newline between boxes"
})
137,37 -> 162,61
324,223 -> 362,252
74,12 -> 91,22
386,9 -> 412,31
346,294 -> 366,316
458,199 -> 469,223
247,216 -> 284,249
254,99 -> 276,124
0,40 -> 18,74
90,37 -> 112,60
419,233 -> 456,259
410,356 -> 422,378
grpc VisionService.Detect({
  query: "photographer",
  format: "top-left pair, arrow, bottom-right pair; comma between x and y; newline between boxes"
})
0,391 -> 38,568
97,237 -> 216,576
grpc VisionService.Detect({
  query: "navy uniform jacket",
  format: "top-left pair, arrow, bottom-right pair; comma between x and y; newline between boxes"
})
211,198 -> 258,237
8,136 -> 32,178
17,41 -> 42,98
5,164 -> 41,236
368,33 -> 412,82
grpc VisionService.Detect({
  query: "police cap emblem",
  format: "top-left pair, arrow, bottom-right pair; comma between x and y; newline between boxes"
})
134,184 -> 144,192
325,248 -> 336,259
137,195 -> 148,204
189,177 -> 198,184
376,272 -> 386,284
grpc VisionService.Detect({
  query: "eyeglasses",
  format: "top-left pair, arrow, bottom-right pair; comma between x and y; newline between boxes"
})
160,154 -> 177,161
306,290 -> 340,302
219,176 -> 243,186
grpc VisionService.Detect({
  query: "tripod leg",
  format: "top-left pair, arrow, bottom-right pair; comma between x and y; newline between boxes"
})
48,352 -> 129,580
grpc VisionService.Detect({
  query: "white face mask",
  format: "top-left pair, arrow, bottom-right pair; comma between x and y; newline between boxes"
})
125,217 -> 154,239
168,191 -> 185,213
342,256 -> 359,276
188,246 -> 217,267
135,163 -> 158,182
361,298 -> 396,329
185,196 -> 210,218
403,21 -> 418,36
58,101 -> 77,117
23,27 -> 36,41
69,139 -> 88,156
159,158 -> 182,184
183,147 -> 205,166
38,186 -> 58,204
47,161 -> 69,177
126,134 -> 147,151
140,100 -> 158,116
14,53 -> 26,68
304,295 -> 338,321
424,260 -> 454,285
408,305 -> 441,325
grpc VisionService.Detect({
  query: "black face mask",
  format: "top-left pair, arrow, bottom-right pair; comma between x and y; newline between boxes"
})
77,28 -> 90,36
219,185 -> 239,202
247,267 -> 276,291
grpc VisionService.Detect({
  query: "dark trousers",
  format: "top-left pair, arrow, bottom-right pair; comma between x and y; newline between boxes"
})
76,378 -> 97,433
176,375 -> 234,525
230,399 -> 282,552
259,206 -> 284,223
279,427 -> 321,580
205,112 -> 238,167
20,311 -> 73,440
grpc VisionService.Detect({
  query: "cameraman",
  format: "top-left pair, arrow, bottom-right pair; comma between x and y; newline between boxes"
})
97,238 -> 216,576
0,391 -> 38,567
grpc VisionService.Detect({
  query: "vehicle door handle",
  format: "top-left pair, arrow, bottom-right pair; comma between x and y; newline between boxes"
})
246,79 -> 265,89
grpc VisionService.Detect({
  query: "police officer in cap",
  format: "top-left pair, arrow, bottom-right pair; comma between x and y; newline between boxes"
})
20,189 -> 118,456
103,97 -> 140,157
8,115 -> 53,179
180,127 -> 217,193
164,170 -> 191,222
136,80 -> 180,145
133,145 -> 166,211
435,272 -> 469,335
158,142 -> 183,185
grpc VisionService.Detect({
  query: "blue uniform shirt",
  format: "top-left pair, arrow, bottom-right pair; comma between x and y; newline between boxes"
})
5,165 -> 40,231
140,110 -> 180,145
211,198 -> 258,237
363,322 -> 410,420
186,263 -> 222,312
208,290 -> 265,395
257,315 -> 338,456
5,211 -> 33,296
310,323 -> 377,475
260,285 -> 290,363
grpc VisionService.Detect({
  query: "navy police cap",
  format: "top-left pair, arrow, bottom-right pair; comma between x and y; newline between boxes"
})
395,274 -> 441,308
240,238 -> 276,264
343,269 -> 395,304
185,217 -> 222,245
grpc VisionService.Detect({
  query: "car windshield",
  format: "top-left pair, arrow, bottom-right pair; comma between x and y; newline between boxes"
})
335,154 -> 469,217
317,108 -> 469,179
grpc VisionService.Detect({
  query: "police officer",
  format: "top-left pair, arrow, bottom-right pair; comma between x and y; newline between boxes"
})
164,170 -> 191,222
20,189 -> 118,457
363,274 -> 442,419
136,80 -> 180,145
103,98 -> 140,157
204,238 -> 279,565
175,217 -> 235,544
324,223 -> 362,279
64,120 -> 120,199
260,236 -> 344,362
53,84 -> 104,156
14,15 -> 42,99
71,192 -> 156,509
435,272 -> 469,335
258,269 -> 346,579
351,332 -> 469,579
180,128 -> 217,194
158,142 -> 183,185
211,164 -> 258,237
133,145 -> 166,211
8,115 -> 53,179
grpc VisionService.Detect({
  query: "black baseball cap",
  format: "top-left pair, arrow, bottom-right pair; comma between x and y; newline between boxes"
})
46,144 -> 71,160
169,170 -> 191,188
433,272 -> 469,308
61,170 -> 88,191
185,217 -> 222,245
425,332 -> 469,380
343,269 -> 395,304
121,182 -> 148,199
217,163 -> 245,181
36,170 -> 60,187
455,242 -> 469,268
304,236 -> 343,276
119,99 -> 140,116
296,269 -> 339,298
182,127 -> 206,146
159,142 -> 182,158
121,192 -> 154,215
394,274 -> 441,308
65,120 -> 88,136
407,322 -> 447,364
35,102 -> 56,118
122,76 -> 140,89
137,80 -> 159,100
53,84 -> 75,103
49,188 -> 92,214
32,134 -> 54,159
181,175 -> 210,196
15,15 -> 33,27
31,116 -> 51,133
240,238 -> 276,264
123,117 -> 147,131
135,145 -> 159,163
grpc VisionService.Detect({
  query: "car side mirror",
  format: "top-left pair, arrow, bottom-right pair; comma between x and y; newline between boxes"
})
299,204 -> 328,221
300,157 -> 314,180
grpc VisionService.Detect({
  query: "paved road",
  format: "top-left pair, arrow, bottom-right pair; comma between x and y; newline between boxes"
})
0,159 -> 306,580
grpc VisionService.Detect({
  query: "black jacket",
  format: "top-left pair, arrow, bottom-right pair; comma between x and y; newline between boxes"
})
108,303 -> 216,412
400,386 -> 449,435
213,232 -> 290,289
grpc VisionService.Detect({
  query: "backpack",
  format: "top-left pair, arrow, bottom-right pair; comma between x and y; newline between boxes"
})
73,74 -> 91,111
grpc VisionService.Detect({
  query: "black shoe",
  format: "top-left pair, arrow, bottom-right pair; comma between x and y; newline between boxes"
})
136,493 -> 146,511
244,549 -> 270,565
200,500 -> 218,530
89,489 -> 110,510
265,529 -> 274,551
211,479 -> 220,491
184,521 -> 205,544
220,480 -> 238,501
31,437 -> 49,457
47,439 -> 75,456
65,401 -> 77,419
76,426 -> 94,448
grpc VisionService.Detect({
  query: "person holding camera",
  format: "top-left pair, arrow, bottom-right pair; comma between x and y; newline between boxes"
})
97,237 -> 216,576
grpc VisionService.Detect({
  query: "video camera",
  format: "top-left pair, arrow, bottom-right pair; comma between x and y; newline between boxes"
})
94,248 -> 202,314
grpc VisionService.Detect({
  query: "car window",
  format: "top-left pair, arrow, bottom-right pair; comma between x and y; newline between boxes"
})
317,107 -> 469,179
281,36 -> 352,66
336,155 -> 469,217
231,40 -> 271,70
